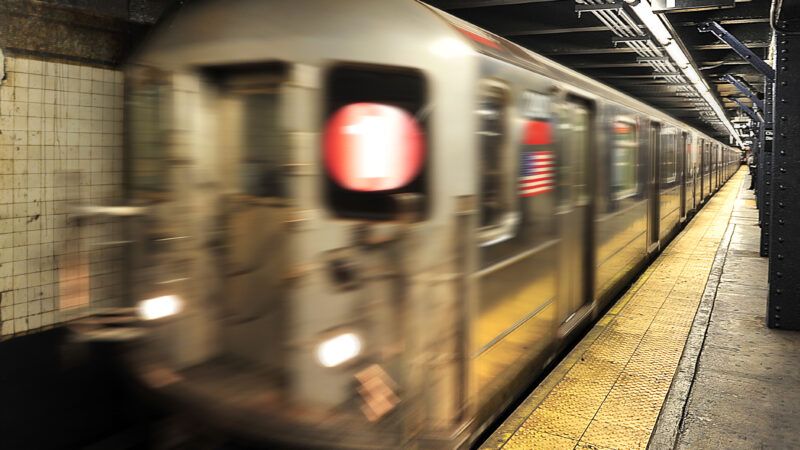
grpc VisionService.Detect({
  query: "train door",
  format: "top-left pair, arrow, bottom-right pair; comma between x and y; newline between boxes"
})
472,84 -> 559,404
686,136 -> 699,211
556,100 -> 593,328
679,132 -> 687,220
712,144 -> 717,190
707,142 -> 713,194
697,139 -> 703,200
700,139 -> 707,199
647,121 -> 660,252
710,144 -> 714,191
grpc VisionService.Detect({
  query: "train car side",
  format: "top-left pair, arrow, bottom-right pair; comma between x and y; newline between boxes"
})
110,2 -> 741,448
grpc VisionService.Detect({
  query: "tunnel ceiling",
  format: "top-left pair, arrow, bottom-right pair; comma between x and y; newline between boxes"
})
424,0 -> 773,142
32,0 -> 772,142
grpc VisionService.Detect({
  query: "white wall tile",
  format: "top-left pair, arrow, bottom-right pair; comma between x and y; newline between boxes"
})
1,320 -> 13,336
0,55 -> 124,337
14,318 -> 28,333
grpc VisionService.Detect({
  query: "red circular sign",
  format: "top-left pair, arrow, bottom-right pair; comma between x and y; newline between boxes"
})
324,103 -> 425,192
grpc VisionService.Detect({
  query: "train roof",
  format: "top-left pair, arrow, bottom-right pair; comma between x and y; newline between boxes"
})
131,0 -> 731,149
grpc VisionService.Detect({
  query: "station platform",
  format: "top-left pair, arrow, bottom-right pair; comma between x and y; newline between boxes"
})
482,168 -> 800,450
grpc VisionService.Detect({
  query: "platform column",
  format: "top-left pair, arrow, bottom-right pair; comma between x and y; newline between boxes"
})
759,109 -> 771,256
760,81 -> 774,258
767,32 -> 800,329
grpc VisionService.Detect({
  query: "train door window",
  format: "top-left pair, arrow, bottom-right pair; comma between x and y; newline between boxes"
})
478,86 -> 508,228
611,118 -> 638,199
477,83 -> 520,246
243,94 -> 286,197
206,62 -> 290,199
128,67 -> 172,193
557,105 -> 588,206
681,131 -> 689,181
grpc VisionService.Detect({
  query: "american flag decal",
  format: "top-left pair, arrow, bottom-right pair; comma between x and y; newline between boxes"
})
519,150 -> 555,197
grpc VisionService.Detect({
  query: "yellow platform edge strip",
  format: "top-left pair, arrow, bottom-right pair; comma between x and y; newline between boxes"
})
483,169 -> 745,450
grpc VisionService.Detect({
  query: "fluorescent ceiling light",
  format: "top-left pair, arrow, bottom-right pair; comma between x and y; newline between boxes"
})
626,0 -> 743,146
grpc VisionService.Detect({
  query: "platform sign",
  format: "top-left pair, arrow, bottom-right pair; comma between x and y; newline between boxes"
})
651,0 -> 734,13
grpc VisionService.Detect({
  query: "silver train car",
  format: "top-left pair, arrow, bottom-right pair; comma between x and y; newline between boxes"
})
113,0 -> 740,448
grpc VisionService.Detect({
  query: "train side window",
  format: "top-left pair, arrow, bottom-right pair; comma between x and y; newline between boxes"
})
611,119 -> 638,199
477,83 -> 518,245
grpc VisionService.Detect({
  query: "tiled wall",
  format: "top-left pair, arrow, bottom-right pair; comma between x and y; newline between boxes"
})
0,54 -> 124,337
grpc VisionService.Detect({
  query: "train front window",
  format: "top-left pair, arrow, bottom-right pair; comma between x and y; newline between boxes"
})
324,65 -> 428,220
661,128 -> 677,184
611,119 -> 638,199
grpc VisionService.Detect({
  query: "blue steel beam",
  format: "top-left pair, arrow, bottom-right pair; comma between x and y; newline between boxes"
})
698,21 -> 776,81
721,74 -> 765,111
730,97 -> 764,123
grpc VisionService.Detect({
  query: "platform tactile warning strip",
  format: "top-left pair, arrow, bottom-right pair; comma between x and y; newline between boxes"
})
483,169 -> 745,450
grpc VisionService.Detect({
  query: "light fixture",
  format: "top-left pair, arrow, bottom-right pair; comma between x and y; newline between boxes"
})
429,37 -> 474,59
138,295 -> 182,321
625,0 -> 743,147
316,332 -> 362,368
664,42 -> 690,69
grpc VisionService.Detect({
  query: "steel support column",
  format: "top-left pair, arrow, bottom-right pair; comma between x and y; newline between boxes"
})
767,33 -> 800,330
700,20 -> 776,258
760,81 -> 774,256
757,120 -> 770,255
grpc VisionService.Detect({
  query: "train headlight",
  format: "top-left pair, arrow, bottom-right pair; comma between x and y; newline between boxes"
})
138,295 -> 182,321
429,37 -> 473,58
316,332 -> 362,368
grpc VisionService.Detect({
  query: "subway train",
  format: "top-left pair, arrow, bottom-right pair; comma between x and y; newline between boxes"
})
102,0 -> 740,448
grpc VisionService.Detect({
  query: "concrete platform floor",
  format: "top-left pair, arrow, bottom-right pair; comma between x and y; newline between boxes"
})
651,173 -> 800,450
481,168 -> 800,450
